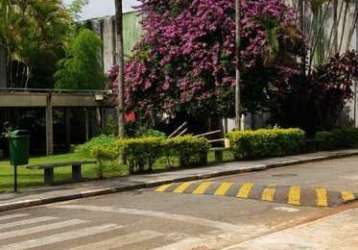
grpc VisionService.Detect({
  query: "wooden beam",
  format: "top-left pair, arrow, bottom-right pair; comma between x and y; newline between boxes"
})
84,108 -> 89,141
46,94 -> 54,155
64,108 -> 71,150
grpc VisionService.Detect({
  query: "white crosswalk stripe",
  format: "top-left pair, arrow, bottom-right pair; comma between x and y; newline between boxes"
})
0,219 -> 87,240
0,224 -> 123,250
150,237 -> 206,250
0,214 -> 28,221
0,216 -> 57,230
69,230 -> 163,250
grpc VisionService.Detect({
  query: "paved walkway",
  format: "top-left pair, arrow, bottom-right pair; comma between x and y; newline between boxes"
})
225,207 -> 358,250
1,149 -> 358,212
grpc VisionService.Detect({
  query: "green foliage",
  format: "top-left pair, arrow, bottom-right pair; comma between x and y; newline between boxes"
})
67,0 -> 89,20
163,136 -> 210,167
90,144 -> 120,179
75,135 -> 117,157
315,128 -> 358,150
136,129 -> 167,138
227,128 -> 305,160
88,135 -> 210,174
55,29 -> 105,90
0,0 -> 72,88
117,137 -> 163,173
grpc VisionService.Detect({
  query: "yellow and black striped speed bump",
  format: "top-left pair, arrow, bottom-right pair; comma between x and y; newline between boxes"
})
155,181 -> 358,208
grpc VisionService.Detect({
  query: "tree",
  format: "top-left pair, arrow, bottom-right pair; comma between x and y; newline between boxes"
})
112,0 -> 305,126
55,29 -> 105,90
0,0 -> 72,88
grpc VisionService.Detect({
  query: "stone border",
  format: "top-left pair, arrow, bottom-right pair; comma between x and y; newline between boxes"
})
1,149 -> 358,213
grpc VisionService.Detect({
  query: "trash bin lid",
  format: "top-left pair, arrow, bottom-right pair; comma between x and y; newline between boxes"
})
9,130 -> 30,138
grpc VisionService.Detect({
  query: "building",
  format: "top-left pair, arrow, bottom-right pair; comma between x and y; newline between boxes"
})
86,11 -> 142,73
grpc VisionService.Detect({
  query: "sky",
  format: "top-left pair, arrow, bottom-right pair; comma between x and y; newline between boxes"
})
63,0 -> 141,20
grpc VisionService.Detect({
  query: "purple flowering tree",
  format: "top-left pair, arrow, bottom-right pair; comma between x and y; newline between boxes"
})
109,0 -> 305,125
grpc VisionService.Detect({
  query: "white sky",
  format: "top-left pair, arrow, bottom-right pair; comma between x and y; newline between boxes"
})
63,0 -> 141,20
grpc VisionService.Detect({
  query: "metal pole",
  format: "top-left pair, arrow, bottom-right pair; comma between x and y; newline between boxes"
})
354,82 -> 357,128
235,0 -> 241,130
356,0 -> 358,128
14,165 -> 17,192
114,0 -> 125,137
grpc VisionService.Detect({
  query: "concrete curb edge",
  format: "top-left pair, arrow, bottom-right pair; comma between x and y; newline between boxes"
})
1,150 -> 357,213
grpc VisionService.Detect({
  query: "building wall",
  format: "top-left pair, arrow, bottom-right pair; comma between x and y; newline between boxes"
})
89,11 -> 143,73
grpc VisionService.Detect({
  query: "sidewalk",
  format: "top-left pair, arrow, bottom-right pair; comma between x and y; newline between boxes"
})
1,149 -> 358,212
224,206 -> 358,250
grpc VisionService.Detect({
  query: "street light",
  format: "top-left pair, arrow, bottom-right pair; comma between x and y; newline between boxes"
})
114,0 -> 125,137
235,0 -> 241,130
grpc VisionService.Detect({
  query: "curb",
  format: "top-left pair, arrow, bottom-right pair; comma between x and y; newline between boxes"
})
1,150 -> 358,213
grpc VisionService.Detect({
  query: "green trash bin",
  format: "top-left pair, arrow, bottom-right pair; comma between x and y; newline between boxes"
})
9,130 -> 30,166
8,130 -> 30,192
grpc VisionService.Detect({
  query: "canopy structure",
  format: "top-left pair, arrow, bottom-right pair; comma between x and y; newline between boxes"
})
0,88 -> 116,155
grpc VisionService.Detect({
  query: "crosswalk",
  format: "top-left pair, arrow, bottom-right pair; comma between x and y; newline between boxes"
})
0,211 -> 211,250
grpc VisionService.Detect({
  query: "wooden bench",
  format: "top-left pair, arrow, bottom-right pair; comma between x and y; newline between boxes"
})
25,160 -> 97,185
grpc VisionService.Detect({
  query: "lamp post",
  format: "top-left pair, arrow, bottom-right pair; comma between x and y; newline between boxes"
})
235,0 -> 241,130
114,0 -> 125,137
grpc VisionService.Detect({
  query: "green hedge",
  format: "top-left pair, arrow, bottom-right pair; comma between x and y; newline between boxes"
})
227,128 -> 305,160
117,137 -> 163,173
75,135 -> 117,157
315,128 -> 358,150
88,135 -> 210,173
164,136 -> 210,167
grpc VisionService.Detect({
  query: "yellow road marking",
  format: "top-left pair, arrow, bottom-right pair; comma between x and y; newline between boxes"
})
288,186 -> 301,206
341,191 -> 355,202
173,182 -> 191,193
315,188 -> 328,207
192,182 -> 212,195
156,184 -> 172,192
214,182 -> 233,196
261,186 -> 276,202
237,183 -> 254,198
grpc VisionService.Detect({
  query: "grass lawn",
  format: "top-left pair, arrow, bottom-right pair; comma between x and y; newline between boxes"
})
0,151 -> 234,192
0,153 -> 126,192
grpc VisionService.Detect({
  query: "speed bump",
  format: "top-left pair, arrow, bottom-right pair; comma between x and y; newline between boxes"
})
155,181 -> 358,208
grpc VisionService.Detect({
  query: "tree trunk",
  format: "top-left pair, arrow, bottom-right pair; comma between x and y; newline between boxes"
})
333,0 -> 339,54
114,0 -> 125,137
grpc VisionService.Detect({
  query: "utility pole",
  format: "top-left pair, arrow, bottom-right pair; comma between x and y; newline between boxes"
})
235,0 -> 241,130
114,0 -> 125,137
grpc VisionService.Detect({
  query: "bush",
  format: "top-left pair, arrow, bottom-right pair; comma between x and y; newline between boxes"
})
75,135 -> 117,157
315,128 -> 358,150
137,129 -> 167,138
163,136 -> 210,167
117,137 -> 163,173
227,128 -> 305,160
91,144 -> 120,178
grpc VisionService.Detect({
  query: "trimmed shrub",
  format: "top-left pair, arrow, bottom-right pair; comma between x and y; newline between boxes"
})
137,129 -> 167,138
163,136 -> 210,167
227,128 -> 305,160
75,135 -> 117,157
90,144 -> 120,179
117,137 -> 163,173
315,128 -> 358,150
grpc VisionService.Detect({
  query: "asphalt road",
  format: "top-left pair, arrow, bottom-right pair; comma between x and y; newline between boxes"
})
0,156 -> 357,250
